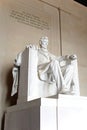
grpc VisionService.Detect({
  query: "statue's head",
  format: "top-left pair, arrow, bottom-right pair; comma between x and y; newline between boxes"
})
39,36 -> 48,49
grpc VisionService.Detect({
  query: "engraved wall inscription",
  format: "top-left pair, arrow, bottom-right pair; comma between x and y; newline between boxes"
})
10,10 -> 50,30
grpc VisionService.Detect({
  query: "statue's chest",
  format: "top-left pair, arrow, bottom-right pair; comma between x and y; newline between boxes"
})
38,51 -> 50,64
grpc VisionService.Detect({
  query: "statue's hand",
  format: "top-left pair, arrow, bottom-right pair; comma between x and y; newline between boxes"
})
26,44 -> 38,50
69,54 -> 77,60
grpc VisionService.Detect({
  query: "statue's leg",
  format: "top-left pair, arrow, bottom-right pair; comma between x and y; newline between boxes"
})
63,64 -> 73,90
50,60 -> 65,92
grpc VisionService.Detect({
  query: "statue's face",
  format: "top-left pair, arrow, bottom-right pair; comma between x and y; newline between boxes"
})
40,37 -> 48,49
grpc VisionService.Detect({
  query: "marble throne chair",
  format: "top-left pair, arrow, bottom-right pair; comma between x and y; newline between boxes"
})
17,45 -> 57,103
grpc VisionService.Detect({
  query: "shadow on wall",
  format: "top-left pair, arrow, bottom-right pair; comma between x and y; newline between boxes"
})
1,67 -> 18,130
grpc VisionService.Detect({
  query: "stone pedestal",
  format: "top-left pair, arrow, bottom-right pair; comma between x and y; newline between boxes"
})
58,94 -> 87,130
4,95 -> 87,130
4,98 -> 57,130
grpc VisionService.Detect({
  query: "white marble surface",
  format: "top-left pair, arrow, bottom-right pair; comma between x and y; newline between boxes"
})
58,95 -> 87,130
4,95 -> 87,130
5,97 -> 57,130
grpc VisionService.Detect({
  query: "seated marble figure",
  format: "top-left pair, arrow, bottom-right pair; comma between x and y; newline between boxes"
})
38,37 -> 80,95
11,36 -> 80,98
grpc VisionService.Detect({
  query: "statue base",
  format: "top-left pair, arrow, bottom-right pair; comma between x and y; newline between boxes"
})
4,98 -> 57,130
4,94 -> 87,130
